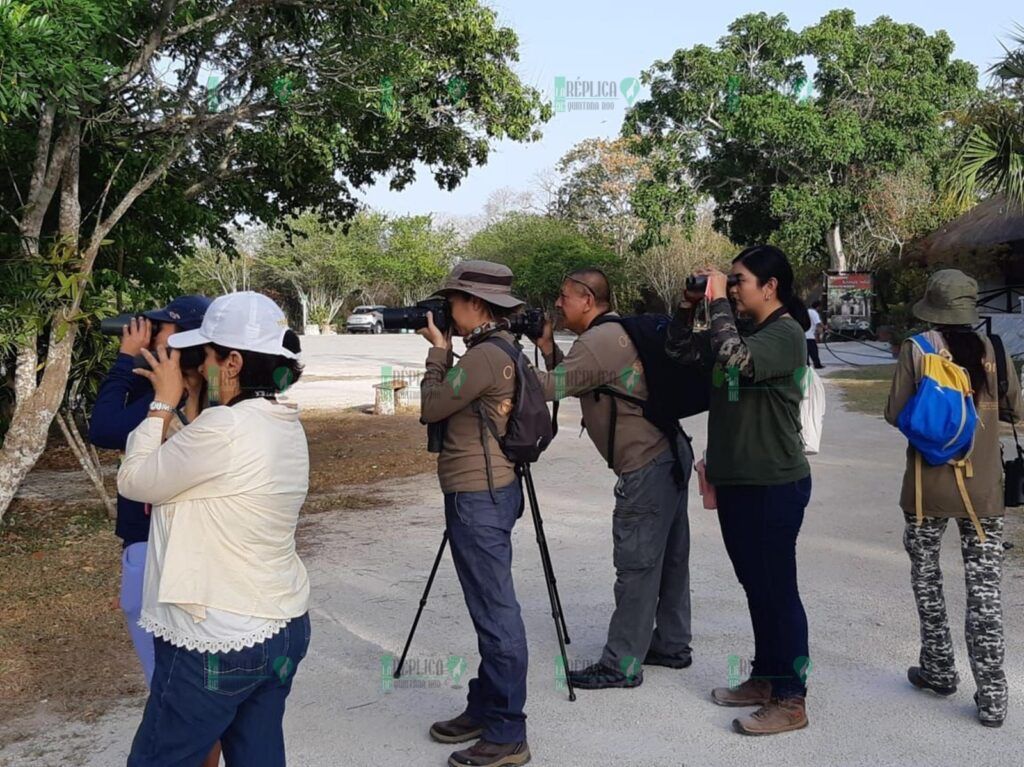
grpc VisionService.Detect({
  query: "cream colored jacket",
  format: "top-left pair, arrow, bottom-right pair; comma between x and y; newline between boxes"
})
118,397 -> 310,621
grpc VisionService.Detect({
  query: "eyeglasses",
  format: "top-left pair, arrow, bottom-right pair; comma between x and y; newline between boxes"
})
564,275 -> 596,299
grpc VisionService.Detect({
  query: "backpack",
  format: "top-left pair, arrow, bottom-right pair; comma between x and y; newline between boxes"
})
471,335 -> 554,498
896,332 -> 985,540
589,313 -> 709,482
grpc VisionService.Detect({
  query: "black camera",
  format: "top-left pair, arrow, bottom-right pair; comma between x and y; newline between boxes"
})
100,313 -> 205,371
505,308 -> 546,339
685,274 -> 739,293
381,298 -> 450,333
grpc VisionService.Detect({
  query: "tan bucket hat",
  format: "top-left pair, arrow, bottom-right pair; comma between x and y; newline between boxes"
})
913,269 -> 980,326
433,260 -> 524,309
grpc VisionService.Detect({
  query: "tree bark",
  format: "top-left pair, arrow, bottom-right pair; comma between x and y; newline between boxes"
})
826,223 -> 848,273
0,326 -> 78,521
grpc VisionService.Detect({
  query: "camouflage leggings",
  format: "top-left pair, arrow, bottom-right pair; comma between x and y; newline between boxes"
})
903,514 -> 1006,721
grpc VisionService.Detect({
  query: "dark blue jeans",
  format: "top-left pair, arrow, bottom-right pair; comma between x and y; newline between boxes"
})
444,480 -> 528,744
127,613 -> 311,767
717,477 -> 811,699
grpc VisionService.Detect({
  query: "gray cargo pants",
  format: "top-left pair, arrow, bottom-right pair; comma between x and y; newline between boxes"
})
600,436 -> 693,674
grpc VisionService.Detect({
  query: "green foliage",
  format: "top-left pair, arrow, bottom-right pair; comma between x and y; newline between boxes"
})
946,27 -> 1024,209
467,214 -> 623,307
624,10 -> 979,265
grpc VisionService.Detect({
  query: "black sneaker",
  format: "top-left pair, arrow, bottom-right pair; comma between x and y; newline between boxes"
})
448,739 -> 531,766
568,661 -> 643,689
643,649 -> 693,669
907,666 -> 958,696
430,713 -> 483,744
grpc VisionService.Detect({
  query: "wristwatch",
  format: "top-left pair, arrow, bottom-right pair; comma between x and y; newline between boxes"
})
148,401 -> 176,415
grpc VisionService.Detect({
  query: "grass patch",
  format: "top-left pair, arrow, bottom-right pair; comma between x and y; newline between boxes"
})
825,364 -> 894,417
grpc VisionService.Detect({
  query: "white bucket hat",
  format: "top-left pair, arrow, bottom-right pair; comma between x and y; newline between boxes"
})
168,291 -> 298,359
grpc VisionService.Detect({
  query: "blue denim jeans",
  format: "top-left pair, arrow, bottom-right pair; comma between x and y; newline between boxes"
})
716,477 -> 812,699
127,613 -> 311,767
444,480 -> 528,744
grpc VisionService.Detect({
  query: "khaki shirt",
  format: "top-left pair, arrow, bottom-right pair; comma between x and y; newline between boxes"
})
884,330 -> 1024,518
537,315 -> 667,475
421,330 -> 518,494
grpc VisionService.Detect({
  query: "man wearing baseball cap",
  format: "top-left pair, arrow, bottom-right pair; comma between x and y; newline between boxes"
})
89,295 -> 212,687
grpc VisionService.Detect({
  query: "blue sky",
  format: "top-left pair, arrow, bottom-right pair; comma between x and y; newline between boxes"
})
360,1 -> 1020,219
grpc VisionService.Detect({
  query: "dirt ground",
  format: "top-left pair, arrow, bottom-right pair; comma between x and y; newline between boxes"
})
0,411 -> 434,746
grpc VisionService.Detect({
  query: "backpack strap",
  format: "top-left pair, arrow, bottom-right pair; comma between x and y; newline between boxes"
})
473,336 -> 522,503
990,334 -> 1013,422
909,333 -> 936,356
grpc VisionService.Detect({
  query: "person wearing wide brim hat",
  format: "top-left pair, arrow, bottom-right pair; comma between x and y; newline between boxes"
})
885,268 -> 1023,728
429,259 -> 526,308
417,260 -> 533,767
911,268 -> 981,326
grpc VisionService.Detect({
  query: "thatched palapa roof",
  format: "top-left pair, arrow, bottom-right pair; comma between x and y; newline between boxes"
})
921,194 -> 1024,258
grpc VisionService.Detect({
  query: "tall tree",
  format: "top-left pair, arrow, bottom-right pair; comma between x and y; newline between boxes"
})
0,0 -> 550,520
551,136 -> 651,257
624,11 -> 977,270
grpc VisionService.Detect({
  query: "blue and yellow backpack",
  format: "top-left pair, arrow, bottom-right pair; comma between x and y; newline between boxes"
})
897,333 -> 986,541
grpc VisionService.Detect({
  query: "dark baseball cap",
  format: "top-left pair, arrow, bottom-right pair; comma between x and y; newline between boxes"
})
143,295 -> 213,332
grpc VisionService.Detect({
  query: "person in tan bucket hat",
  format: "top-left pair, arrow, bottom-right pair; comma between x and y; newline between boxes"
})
417,260 -> 532,767
885,268 -> 1023,728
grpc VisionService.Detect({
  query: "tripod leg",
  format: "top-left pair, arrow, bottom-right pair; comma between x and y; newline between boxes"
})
395,530 -> 448,678
521,466 -> 576,701
523,467 -> 571,644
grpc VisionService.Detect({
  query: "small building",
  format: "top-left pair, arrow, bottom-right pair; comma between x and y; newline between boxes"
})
916,194 -> 1024,354
919,193 -> 1024,312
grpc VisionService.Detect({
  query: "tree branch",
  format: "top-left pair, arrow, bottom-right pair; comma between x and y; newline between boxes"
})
108,0 -> 181,92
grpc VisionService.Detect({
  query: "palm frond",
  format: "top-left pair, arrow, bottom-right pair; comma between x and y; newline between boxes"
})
990,24 -> 1024,80
945,126 -> 1024,209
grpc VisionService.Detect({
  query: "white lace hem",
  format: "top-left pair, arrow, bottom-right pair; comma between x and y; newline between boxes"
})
139,615 -> 288,654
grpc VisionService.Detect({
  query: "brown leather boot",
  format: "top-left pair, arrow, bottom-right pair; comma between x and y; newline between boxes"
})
732,697 -> 808,736
448,739 -> 531,767
429,713 -> 483,744
711,678 -> 772,707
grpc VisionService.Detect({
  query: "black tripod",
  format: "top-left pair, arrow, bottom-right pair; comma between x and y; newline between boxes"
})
394,462 -> 576,701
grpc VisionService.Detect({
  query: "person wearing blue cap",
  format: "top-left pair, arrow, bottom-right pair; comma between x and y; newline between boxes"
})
88,295 -> 212,686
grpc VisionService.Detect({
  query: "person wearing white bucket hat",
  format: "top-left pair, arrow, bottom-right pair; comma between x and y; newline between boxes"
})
118,291 -> 311,767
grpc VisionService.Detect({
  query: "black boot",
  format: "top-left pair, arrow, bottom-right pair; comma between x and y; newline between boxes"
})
907,666 -> 958,696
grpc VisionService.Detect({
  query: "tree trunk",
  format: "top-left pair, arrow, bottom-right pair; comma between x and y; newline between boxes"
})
0,327 -> 78,521
825,223 -> 848,273
55,410 -> 116,519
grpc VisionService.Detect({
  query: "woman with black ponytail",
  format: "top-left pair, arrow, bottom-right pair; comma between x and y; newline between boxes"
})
666,244 -> 813,736
884,269 -> 1023,728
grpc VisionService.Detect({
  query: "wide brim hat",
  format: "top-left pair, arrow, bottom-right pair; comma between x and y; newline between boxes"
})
433,260 -> 524,309
912,269 -> 980,326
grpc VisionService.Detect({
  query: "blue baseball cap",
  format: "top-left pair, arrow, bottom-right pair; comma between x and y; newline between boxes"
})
143,295 -> 212,332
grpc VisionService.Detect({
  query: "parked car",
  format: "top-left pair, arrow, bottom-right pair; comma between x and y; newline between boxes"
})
345,305 -> 386,334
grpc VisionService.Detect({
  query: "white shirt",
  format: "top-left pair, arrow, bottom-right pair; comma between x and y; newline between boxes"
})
119,398 -> 310,654
806,309 -> 821,341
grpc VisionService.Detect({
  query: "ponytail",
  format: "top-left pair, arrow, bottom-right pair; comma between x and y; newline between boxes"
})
733,245 -> 810,331
937,326 -> 988,398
